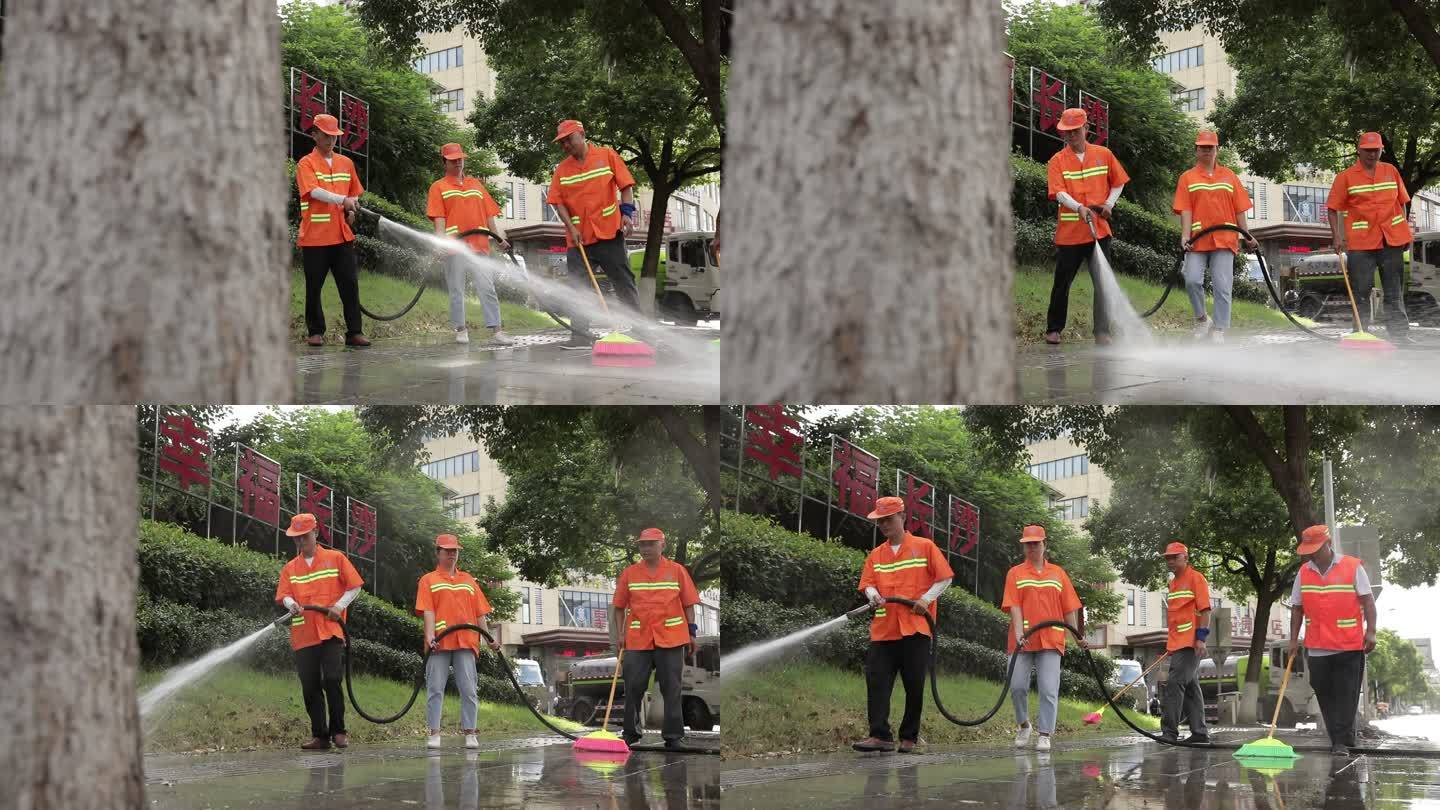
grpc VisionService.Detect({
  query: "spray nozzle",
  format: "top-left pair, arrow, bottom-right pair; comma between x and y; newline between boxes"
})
846,602 -> 879,619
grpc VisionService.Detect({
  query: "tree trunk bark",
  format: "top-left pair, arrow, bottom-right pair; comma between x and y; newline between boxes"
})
638,179 -> 678,317
0,1 -> 291,403
2,407 -> 145,809
1240,589 -> 1277,724
723,0 -> 1014,402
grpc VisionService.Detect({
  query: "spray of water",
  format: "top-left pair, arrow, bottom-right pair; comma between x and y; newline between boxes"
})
722,615 -> 850,678
138,624 -> 275,720
374,218 -> 719,361
1086,234 -> 1154,344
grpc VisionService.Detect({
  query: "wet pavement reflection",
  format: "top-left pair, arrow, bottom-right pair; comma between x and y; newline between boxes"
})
721,737 -> 1440,808
145,738 -> 720,809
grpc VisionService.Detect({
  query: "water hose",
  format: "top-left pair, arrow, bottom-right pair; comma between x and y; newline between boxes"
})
285,606 -> 716,755
857,597 -> 1439,758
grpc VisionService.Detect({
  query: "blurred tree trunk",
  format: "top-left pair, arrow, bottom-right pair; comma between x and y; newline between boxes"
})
723,0 -> 1015,402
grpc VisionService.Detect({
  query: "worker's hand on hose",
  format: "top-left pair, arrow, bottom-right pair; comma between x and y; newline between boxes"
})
1332,238 -> 1346,255
910,597 -> 930,616
1015,627 -> 1027,648
1287,638 -> 1300,659
287,602 -> 303,617
1364,632 -> 1377,654
346,210 -> 356,227
1076,637 -> 1090,650
1194,639 -> 1207,660
426,635 -> 437,651
867,591 -> 885,608
1180,235 -> 1192,253
343,196 -> 359,213
497,238 -> 512,251
1244,235 -> 1259,252
326,605 -> 344,621
1099,203 -> 1114,220
1079,206 -> 1094,224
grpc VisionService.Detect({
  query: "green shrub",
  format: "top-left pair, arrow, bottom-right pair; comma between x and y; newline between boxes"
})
135,592 -> 260,668
1109,239 -> 1180,286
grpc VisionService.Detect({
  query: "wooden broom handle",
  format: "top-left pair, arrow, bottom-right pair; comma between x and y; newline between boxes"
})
600,609 -> 628,729
1268,651 -> 1297,738
1106,650 -> 1170,704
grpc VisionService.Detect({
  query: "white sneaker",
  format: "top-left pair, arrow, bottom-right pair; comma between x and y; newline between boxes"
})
1191,317 -> 1212,339
1014,726 -> 1032,749
1210,329 -> 1226,344
1036,734 -> 1052,752
427,734 -> 442,749
489,329 -> 516,345
464,734 -> 479,749
455,329 -> 470,344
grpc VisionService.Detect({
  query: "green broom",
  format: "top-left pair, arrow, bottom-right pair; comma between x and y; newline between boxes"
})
1233,650 -> 1302,764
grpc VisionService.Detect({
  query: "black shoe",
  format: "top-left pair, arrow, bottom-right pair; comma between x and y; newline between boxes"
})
1330,744 -> 1351,757
623,734 -> 642,746
852,736 -> 897,752
1181,734 -> 1210,745
663,738 -> 684,751
1159,732 -> 1179,744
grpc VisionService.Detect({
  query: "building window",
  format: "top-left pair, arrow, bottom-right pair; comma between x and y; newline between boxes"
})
413,45 -> 464,74
1026,454 -> 1089,482
421,450 -> 480,480
455,493 -> 481,518
1175,88 -> 1205,112
503,181 -> 515,218
520,587 -> 531,624
516,184 -> 528,219
433,89 -> 464,113
543,201 -> 560,223
1139,591 -> 1148,625
559,590 -> 613,629
1283,185 -> 1330,224
1152,45 -> 1203,74
1057,496 -> 1090,520
1127,589 -> 1136,626
1161,598 -> 1168,629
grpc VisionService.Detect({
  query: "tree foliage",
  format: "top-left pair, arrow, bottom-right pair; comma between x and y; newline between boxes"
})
1370,629 -> 1431,704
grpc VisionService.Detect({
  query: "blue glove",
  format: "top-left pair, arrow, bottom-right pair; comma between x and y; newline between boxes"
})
1195,627 -> 1210,642
619,202 -> 637,218
688,623 -> 698,637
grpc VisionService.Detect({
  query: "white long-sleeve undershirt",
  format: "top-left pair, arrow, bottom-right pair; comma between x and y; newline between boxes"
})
309,187 -> 348,205
283,586 -> 362,612
865,577 -> 953,604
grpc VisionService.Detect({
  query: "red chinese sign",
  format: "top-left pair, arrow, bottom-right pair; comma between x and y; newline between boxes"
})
899,472 -> 935,538
744,404 -> 804,481
290,68 -> 327,135
237,446 -> 281,526
832,438 -> 880,518
338,92 -> 369,154
347,498 -> 378,558
1079,91 -> 1110,146
1031,69 -> 1067,134
949,495 -> 980,556
158,413 -> 210,492
298,475 -> 334,546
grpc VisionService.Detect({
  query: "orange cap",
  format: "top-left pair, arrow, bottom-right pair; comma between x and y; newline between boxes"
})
310,114 -> 342,137
1297,524 -> 1330,555
637,528 -> 666,542
1195,130 -> 1219,147
867,496 -> 905,520
1020,525 -> 1046,543
440,143 -> 467,160
435,534 -> 463,550
1164,542 -> 1187,557
286,513 -> 318,537
1056,108 -> 1087,131
1357,132 -> 1383,150
553,119 -> 585,142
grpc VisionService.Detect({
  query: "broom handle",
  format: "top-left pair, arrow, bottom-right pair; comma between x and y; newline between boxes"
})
1336,251 -> 1365,332
574,226 -> 611,315
1268,651 -> 1297,738
1106,651 -> 1170,705
600,609 -> 628,729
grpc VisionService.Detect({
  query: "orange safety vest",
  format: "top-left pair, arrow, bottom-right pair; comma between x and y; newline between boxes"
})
1299,554 -> 1366,651
1165,565 -> 1211,652
613,558 -> 700,651
274,546 -> 364,651
858,533 -> 955,642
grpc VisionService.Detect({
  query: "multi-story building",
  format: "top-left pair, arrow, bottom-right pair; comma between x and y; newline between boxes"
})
418,432 -> 720,685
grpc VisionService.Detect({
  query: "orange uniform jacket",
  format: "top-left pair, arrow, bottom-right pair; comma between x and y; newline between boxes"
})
613,558 -> 700,651
1173,165 -> 1252,253
296,149 -> 364,248
546,145 -> 635,248
1047,143 -> 1130,246
415,568 -> 493,654
1165,565 -> 1211,652
858,533 -> 955,642
1327,161 -> 1412,251
1001,560 -> 1082,654
426,176 -> 502,254
1299,554 -> 1366,651
274,546 -> 364,651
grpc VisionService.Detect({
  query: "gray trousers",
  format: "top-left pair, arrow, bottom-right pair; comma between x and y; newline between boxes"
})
445,253 -> 502,330
1347,246 -> 1408,335
1162,647 -> 1208,738
1011,650 -> 1062,734
426,649 -> 479,731
622,644 -> 685,742
1183,249 -> 1234,330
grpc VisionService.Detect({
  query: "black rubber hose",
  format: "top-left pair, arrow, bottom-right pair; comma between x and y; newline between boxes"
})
871,597 -> 1440,758
291,606 -> 715,755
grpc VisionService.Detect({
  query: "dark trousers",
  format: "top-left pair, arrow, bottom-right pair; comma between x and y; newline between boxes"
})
1346,246 -> 1408,335
1309,650 -> 1365,746
1048,237 -> 1113,336
302,242 -> 364,337
295,638 -> 347,739
1162,647 -> 1207,738
865,633 -> 930,742
622,644 -> 685,742
565,235 -> 638,336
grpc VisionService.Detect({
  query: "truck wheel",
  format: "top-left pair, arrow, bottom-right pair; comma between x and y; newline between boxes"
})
661,293 -> 699,326
1296,293 -> 1325,320
683,697 -> 714,731
570,698 -> 595,725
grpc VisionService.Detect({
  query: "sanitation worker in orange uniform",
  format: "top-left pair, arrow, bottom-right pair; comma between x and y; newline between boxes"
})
415,533 -> 497,751
1161,542 -> 1211,744
611,527 -> 701,749
1002,525 -> 1084,752
1327,132 -> 1414,341
1173,130 -> 1257,343
1287,525 -> 1377,757
275,512 -> 364,750
852,496 -> 954,754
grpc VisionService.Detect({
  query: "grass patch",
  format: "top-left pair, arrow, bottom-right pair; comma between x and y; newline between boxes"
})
290,268 -> 558,341
138,665 -> 583,754
722,660 -> 1158,758
1014,264 -> 1291,345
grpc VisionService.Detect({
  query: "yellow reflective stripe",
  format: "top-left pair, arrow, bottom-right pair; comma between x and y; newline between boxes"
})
1191,222 -> 1203,231
314,172 -> 353,183
1020,620 -> 1065,634
1175,622 -> 1194,632
1392,215 -> 1406,225
873,558 -> 929,573
1300,584 -> 1356,593
628,581 -> 681,590
1349,182 -> 1399,193
1015,579 -> 1063,590
309,214 -> 333,222
1168,590 -> 1195,600
601,203 -> 617,216
558,167 -> 614,186
874,608 -> 888,617
629,620 -> 641,628
1187,183 -> 1235,192
1062,166 -> 1110,179
1352,221 -> 1370,229
1335,618 -> 1360,627
445,226 -> 460,234
434,620 -> 448,631
289,569 -> 340,584
291,617 -> 305,626
1059,213 -> 1081,221
663,617 -> 686,627
570,216 -> 580,224
430,582 -> 475,593
441,190 -> 486,199
300,202 -> 310,210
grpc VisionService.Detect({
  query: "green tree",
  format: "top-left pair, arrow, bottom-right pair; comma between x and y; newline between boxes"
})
1369,629 -> 1430,705
468,17 -> 720,281
1007,1 -> 1198,210
279,0 -> 506,209
1207,10 -> 1440,195
357,406 -> 721,585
